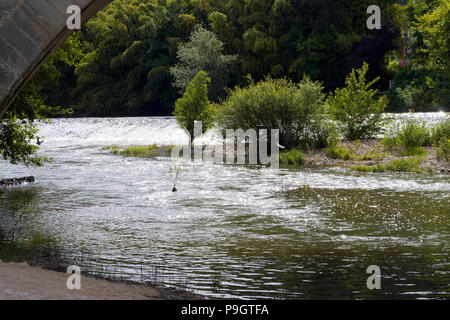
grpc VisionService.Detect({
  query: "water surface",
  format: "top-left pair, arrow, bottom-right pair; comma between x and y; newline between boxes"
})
0,114 -> 449,299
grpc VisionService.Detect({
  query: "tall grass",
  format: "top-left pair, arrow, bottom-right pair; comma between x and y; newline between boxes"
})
382,117 -> 449,157
103,145 -> 176,158
351,157 -> 427,173
325,146 -> 354,160
279,149 -> 305,165
382,118 -> 430,154
434,138 -> 449,161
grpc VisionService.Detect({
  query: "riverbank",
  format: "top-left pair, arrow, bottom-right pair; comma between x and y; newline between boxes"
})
301,139 -> 449,173
0,260 -> 204,300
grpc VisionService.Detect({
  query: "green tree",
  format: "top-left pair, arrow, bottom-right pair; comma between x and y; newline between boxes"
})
327,62 -> 388,140
170,25 -> 237,100
0,35 -> 80,166
412,0 -> 449,107
37,0 -> 406,117
72,0 -> 177,116
173,70 -> 213,144
387,0 -> 449,111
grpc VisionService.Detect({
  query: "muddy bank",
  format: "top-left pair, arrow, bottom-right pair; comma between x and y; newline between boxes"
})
0,259 -> 204,300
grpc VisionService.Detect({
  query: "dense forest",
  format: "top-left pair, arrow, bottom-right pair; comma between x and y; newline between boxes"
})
15,0 -> 450,117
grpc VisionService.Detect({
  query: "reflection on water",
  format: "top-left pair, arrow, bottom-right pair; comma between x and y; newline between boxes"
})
0,115 -> 449,299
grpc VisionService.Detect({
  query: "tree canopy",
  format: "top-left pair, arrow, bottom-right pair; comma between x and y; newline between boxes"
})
37,0 -> 425,117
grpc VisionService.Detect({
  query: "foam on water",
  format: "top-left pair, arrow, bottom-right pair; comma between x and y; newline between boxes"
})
37,117 -> 221,147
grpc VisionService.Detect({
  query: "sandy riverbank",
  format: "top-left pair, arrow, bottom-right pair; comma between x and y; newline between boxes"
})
0,260 -> 203,300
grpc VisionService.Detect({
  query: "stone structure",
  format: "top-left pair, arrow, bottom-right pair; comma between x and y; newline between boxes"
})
0,0 -> 113,117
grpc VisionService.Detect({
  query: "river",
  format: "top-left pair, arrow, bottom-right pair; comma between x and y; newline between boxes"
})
0,113 -> 449,299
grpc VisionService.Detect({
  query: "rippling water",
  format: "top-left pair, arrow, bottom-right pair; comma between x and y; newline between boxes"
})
0,113 -> 449,299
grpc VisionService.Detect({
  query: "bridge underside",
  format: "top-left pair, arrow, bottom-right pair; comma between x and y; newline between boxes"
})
0,0 -> 113,118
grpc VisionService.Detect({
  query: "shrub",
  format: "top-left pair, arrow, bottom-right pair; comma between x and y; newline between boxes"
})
327,62 -> 388,140
430,119 -> 450,145
434,138 -> 449,161
174,70 -> 213,144
397,118 -> 431,148
309,119 -> 340,149
382,116 -> 433,154
325,146 -> 354,160
279,149 -> 305,165
215,76 -> 328,150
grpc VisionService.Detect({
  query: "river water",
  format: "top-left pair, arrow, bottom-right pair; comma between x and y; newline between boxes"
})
0,113 -> 449,299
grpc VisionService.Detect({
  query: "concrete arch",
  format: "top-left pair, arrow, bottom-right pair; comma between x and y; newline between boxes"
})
0,0 -> 113,117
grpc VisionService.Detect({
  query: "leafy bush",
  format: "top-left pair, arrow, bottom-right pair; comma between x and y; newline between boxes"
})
279,149 -> 305,165
430,119 -> 450,161
325,140 -> 360,160
434,138 -> 449,161
309,120 -> 340,149
397,118 -> 432,148
174,70 -> 213,144
325,146 -> 354,160
382,116 -> 432,155
327,62 -> 388,140
430,119 -> 450,145
215,76 -> 329,150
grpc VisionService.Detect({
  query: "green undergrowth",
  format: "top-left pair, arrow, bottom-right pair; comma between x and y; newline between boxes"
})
279,148 -> 305,165
434,138 -> 449,161
325,145 -> 355,160
382,118 -> 449,158
351,157 -> 432,173
101,145 -> 175,158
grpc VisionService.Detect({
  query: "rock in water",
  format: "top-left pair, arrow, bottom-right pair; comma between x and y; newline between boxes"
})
0,176 -> 35,186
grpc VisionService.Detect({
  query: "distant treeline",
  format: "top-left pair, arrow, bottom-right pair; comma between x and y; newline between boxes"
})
38,0 -> 449,116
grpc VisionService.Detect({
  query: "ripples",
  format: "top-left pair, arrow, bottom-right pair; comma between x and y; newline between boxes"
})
1,115 -> 449,299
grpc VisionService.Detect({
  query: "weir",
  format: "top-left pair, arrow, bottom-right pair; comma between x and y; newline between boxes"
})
0,0 -> 113,118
